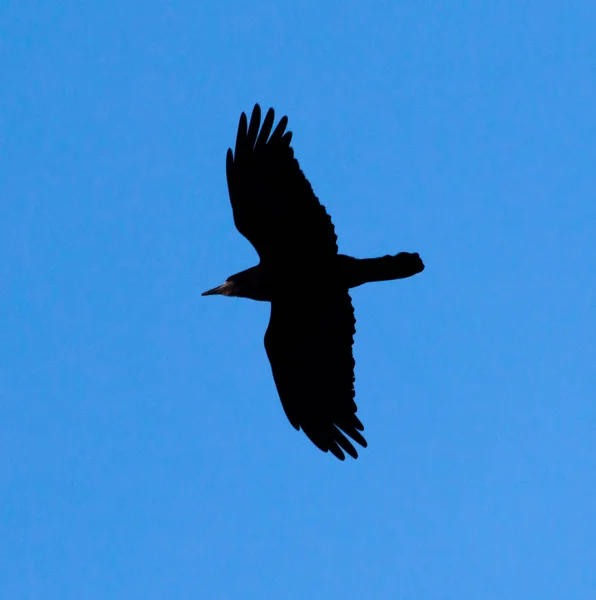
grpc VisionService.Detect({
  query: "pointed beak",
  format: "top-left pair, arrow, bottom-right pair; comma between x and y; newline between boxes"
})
201,280 -> 238,297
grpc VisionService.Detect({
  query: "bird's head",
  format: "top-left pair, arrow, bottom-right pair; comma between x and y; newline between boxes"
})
202,265 -> 270,301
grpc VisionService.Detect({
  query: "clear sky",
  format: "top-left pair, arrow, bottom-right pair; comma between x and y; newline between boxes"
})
2,2 -> 595,598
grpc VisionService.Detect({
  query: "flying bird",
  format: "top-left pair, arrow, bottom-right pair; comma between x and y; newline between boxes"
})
203,105 -> 424,460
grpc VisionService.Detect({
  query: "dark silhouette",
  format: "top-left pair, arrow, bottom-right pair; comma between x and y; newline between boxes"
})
203,105 -> 424,460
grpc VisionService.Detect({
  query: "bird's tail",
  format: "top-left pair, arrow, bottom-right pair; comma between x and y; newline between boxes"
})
340,253 -> 425,289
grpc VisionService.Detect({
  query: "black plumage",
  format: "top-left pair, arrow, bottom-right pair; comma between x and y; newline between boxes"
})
203,105 -> 424,459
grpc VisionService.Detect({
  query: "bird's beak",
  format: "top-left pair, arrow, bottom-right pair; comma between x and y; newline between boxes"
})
201,280 -> 238,297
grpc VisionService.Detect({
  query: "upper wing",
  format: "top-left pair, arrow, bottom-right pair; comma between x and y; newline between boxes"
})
264,291 -> 367,460
226,104 -> 338,262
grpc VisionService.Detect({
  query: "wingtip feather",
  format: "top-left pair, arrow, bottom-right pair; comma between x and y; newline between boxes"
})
246,104 -> 261,148
255,107 -> 276,149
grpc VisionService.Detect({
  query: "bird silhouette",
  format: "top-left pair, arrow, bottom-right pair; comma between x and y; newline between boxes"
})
203,104 -> 424,460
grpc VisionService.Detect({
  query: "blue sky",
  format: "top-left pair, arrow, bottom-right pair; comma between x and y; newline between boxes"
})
1,2 -> 595,598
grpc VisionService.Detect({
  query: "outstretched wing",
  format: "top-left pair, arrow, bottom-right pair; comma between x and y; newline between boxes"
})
226,104 -> 338,262
264,291 -> 367,460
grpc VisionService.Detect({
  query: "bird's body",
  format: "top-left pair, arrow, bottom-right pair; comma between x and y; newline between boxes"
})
203,105 -> 424,460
